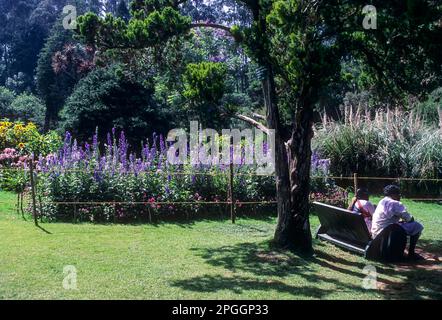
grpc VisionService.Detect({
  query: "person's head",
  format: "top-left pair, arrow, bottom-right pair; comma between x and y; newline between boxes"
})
356,188 -> 369,201
384,185 -> 401,201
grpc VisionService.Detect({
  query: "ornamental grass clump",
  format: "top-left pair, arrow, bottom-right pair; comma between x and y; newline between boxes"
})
313,107 -> 440,179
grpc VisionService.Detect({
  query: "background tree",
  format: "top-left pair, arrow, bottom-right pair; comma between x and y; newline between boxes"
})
0,87 -> 16,117
9,93 -> 46,128
36,21 -> 79,131
0,86 -> 45,127
0,0 -> 74,91
59,64 -> 175,146
182,61 -> 228,128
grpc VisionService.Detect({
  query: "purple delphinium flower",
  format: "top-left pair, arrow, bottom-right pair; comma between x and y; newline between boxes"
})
263,141 -> 268,155
90,132 -> 98,167
159,134 -> 166,154
84,142 -> 91,158
119,131 -> 128,167
107,133 -> 112,151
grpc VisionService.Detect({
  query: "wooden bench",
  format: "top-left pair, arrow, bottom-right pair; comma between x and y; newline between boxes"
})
312,202 -> 407,262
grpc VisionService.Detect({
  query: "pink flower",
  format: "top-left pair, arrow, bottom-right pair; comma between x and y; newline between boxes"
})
5,148 -> 16,154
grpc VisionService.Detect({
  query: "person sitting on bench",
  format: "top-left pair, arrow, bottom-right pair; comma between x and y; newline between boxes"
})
347,188 -> 375,233
371,185 -> 424,260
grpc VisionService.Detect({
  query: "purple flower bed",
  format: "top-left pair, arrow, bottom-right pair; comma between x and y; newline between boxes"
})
34,129 -> 276,222
24,130 -> 346,222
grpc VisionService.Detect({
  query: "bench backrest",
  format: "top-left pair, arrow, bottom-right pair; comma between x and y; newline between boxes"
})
312,202 -> 372,247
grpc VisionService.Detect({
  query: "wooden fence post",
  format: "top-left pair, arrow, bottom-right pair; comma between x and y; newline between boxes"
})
73,203 -> 77,223
29,157 -> 38,226
148,207 -> 152,223
353,173 -> 358,195
16,193 -> 20,215
38,194 -> 43,222
229,162 -> 236,224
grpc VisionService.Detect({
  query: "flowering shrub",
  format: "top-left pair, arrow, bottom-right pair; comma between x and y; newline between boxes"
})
0,147 -> 28,191
0,148 -> 30,193
310,150 -> 348,207
310,188 -> 349,208
0,120 -> 61,156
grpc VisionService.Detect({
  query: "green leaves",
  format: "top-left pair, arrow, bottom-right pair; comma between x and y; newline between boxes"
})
77,7 -> 191,49
183,62 -> 227,104
77,12 -> 101,46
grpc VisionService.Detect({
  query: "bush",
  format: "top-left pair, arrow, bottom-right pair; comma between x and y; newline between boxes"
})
59,65 -> 175,147
9,93 -> 46,129
0,120 -> 62,156
0,87 -> 46,129
417,87 -> 442,127
0,87 -> 16,116
313,107 -> 441,179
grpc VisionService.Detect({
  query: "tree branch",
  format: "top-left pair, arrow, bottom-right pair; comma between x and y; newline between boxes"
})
190,23 -> 234,37
252,113 -> 266,121
234,114 -> 270,135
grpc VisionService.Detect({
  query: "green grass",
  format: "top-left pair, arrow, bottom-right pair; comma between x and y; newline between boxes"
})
0,191 -> 441,300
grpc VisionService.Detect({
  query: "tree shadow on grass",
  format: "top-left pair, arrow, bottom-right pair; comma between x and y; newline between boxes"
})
36,224 -> 52,234
171,241 -> 375,299
171,274 -> 337,299
371,239 -> 442,299
171,239 -> 442,299
143,212 -> 276,228
58,211 -> 276,229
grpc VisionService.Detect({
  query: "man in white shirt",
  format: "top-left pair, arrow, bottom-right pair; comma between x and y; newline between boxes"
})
371,185 -> 424,260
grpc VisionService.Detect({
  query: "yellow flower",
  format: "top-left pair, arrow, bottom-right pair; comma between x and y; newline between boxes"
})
18,142 -> 25,149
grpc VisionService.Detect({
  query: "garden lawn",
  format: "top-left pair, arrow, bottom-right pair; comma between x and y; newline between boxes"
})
0,191 -> 441,300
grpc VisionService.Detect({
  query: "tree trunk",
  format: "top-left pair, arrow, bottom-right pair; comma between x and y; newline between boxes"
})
287,100 -> 314,255
262,65 -> 314,254
261,65 -> 300,251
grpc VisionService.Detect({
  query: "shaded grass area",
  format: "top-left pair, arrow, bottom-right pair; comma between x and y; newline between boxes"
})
0,191 -> 441,300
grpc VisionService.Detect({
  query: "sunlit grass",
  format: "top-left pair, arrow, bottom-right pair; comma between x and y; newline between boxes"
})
1,191 -> 441,300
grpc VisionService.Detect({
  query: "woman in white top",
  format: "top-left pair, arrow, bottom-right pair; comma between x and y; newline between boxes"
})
348,188 -> 375,233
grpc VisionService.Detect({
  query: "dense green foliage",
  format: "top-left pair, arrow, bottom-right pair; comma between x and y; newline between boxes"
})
35,21 -> 81,130
417,88 -> 442,127
0,87 -> 45,128
0,87 -> 16,115
59,65 -> 173,145
183,62 -> 227,104
9,93 -> 46,128
182,62 -> 228,127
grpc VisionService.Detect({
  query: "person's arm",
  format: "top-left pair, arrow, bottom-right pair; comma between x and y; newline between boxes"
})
347,197 -> 357,211
393,202 -> 413,222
